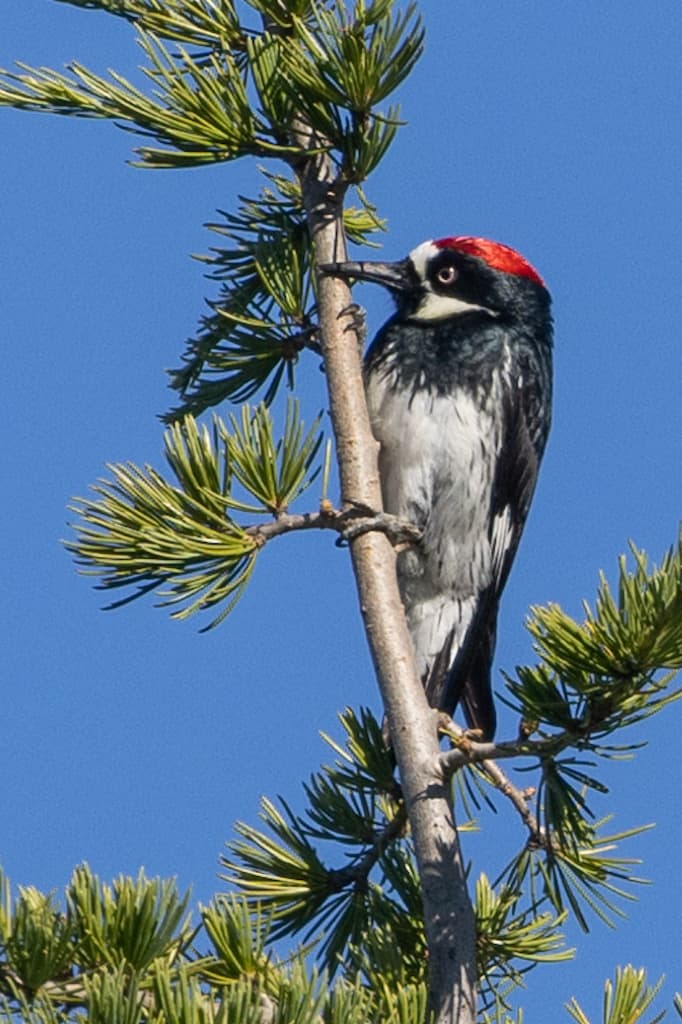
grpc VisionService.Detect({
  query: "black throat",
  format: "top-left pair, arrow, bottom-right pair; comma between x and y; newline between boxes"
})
365,312 -> 508,397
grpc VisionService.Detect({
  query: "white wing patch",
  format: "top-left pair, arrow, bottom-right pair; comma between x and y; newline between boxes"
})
490,505 -> 514,586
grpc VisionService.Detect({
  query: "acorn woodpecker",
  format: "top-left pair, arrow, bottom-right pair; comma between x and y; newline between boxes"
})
323,237 -> 553,740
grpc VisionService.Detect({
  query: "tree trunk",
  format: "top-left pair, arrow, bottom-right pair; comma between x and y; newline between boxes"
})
299,149 -> 477,1024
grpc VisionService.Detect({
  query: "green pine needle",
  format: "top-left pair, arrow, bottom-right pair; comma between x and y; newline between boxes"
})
505,530 -> 682,743
565,965 -> 665,1024
67,403 -> 322,627
221,709 -> 417,975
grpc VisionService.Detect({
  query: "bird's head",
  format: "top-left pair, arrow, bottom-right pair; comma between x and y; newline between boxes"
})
322,236 -> 549,323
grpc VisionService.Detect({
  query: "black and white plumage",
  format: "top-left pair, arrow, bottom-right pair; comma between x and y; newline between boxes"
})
325,237 -> 553,740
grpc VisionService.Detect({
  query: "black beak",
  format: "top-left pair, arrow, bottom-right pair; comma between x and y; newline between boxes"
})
320,258 -> 414,294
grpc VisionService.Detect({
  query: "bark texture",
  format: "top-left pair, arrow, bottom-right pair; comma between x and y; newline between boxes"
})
299,148 -> 477,1024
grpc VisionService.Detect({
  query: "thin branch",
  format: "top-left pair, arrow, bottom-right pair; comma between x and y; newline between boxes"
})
479,759 -> 542,847
438,705 -> 658,777
244,507 -> 422,546
328,804 -> 408,892
440,737 -> 523,772
439,724 -> 544,846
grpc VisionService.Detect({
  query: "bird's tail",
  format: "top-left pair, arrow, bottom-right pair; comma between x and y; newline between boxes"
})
453,636 -> 497,741
409,593 -> 497,740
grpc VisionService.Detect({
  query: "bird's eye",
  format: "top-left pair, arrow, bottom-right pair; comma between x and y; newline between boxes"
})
436,264 -> 458,286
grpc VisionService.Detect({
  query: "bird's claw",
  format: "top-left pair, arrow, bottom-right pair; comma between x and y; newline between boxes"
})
437,714 -> 464,745
344,499 -> 377,517
337,302 -> 367,346
335,508 -> 422,548
437,715 -> 486,750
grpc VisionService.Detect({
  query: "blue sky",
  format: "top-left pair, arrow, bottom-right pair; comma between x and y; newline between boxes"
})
2,2 -> 681,1019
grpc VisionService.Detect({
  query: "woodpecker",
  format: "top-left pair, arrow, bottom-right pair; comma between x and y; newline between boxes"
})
323,237 -> 553,740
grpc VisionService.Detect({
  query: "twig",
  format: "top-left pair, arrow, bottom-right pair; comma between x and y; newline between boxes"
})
439,724 -> 561,852
244,506 -> 422,547
438,727 -> 581,775
479,758 -> 542,845
328,804 -> 408,892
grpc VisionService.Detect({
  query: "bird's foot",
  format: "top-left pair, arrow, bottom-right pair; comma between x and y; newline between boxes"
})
337,302 -> 367,348
335,506 -> 422,548
343,499 -> 377,518
437,715 -> 485,750
437,714 -> 463,745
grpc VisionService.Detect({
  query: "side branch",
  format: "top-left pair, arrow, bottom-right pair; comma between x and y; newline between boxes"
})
479,758 -> 542,846
245,507 -> 422,546
328,804 -> 408,892
438,719 -> 628,776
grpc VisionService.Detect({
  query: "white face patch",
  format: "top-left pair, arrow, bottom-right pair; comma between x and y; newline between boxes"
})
412,291 -> 496,321
407,239 -> 497,323
408,239 -> 441,280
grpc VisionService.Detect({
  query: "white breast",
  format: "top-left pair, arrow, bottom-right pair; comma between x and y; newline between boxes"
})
366,369 -> 505,600
366,367 -> 507,679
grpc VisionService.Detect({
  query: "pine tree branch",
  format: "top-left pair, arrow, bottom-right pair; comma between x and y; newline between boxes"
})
245,507 -> 422,546
480,760 -> 542,846
439,726 -> 544,848
327,804 -> 408,894
440,735 -> 556,774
